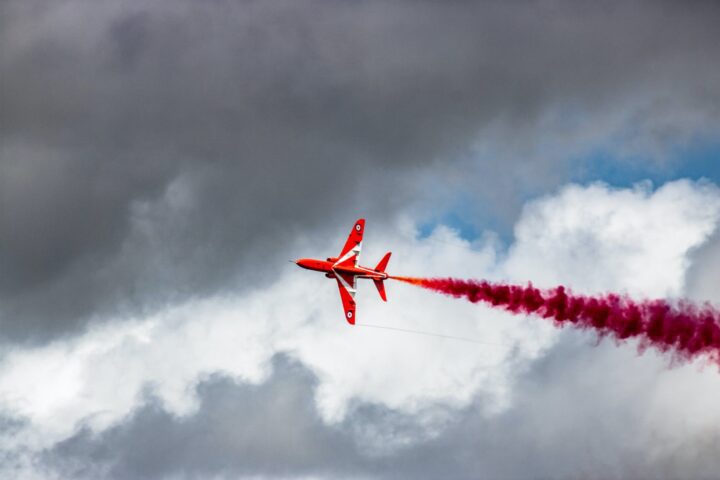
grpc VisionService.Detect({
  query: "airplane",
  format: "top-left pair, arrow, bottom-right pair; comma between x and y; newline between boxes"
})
295,218 -> 391,324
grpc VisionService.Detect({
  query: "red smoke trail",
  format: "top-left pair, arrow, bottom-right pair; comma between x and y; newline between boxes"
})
391,276 -> 720,365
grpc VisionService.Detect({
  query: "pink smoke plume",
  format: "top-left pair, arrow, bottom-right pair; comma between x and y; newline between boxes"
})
391,276 -> 720,365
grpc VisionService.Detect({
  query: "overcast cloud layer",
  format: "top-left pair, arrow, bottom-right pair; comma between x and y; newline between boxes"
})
2,1 -> 720,479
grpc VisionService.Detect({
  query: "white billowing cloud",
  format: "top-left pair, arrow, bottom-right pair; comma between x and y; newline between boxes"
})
686,227 -> 720,304
0,179 -> 719,465
504,179 -> 720,296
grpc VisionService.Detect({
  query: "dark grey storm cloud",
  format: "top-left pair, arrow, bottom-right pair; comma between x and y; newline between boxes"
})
43,348 -> 720,480
2,0 -> 720,343
47,356 -> 362,479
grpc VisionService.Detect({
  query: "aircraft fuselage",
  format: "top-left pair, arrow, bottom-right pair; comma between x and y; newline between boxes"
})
295,258 -> 388,280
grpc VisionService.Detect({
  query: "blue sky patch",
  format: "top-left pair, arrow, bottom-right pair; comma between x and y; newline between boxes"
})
571,140 -> 720,188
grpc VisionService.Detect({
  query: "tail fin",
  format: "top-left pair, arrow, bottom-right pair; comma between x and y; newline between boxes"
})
375,252 -> 391,272
374,279 -> 387,302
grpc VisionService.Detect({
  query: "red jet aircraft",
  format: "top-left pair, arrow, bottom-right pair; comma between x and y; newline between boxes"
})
295,219 -> 391,324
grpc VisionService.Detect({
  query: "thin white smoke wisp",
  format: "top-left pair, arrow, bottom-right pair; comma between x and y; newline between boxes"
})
356,323 -> 510,347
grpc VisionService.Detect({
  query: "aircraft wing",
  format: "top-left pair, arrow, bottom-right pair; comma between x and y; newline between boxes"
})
334,218 -> 364,268
335,273 -> 357,324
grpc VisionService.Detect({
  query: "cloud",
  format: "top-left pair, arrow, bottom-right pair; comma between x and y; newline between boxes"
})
0,180 -> 719,478
46,356 -> 362,480
41,346 -> 720,480
3,0 -> 720,343
504,179 -> 720,296
686,228 -> 720,304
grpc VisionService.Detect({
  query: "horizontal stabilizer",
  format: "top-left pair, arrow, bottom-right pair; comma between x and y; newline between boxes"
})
374,279 -> 387,302
375,252 -> 391,273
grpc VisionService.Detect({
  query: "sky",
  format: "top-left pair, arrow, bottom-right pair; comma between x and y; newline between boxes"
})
1,0 -> 720,478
